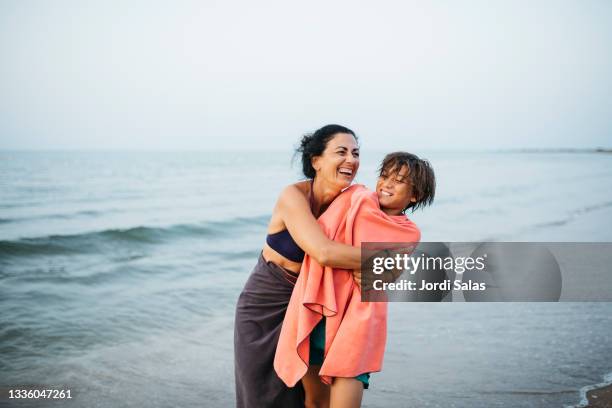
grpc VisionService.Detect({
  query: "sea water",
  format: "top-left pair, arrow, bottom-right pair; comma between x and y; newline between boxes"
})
1,150 -> 611,407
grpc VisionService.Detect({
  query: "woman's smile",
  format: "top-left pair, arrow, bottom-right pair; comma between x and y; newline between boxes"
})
338,166 -> 354,178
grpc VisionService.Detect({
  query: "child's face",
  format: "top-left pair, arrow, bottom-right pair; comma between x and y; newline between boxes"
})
376,165 -> 416,216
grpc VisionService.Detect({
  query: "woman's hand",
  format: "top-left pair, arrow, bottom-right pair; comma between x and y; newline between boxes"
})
352,268 -> 377,291
353,250 -> 406,291
352,269 -> 362,290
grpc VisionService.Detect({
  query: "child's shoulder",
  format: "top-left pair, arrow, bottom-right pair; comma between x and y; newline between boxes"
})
348,184 -> 376,202
345,183 -> 368,195
386,213 -> 421,241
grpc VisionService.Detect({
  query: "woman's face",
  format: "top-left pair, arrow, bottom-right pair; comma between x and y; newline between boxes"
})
311,133 -> 360,190
376,165 -> 416,215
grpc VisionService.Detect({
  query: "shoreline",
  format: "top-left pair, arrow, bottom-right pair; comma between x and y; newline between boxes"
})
574,373 -> 612,408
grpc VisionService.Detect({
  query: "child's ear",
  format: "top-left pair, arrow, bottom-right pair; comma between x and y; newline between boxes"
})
410,197 -> 417,203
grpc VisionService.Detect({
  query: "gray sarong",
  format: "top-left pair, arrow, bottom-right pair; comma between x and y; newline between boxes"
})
234,253 -> 305,408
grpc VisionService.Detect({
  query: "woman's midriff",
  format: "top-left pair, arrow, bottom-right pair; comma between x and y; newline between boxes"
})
262,243 -> 302,275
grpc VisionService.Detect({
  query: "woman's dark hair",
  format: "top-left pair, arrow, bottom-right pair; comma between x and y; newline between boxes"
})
294,124 -> 357,179
379,151 -> 436,213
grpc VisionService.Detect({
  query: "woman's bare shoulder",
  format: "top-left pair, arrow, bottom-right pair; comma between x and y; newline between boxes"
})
279,180 -> 310,202
269,181 -> 311,230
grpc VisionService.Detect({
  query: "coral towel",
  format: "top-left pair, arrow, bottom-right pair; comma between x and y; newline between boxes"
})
273,184 -> 421,387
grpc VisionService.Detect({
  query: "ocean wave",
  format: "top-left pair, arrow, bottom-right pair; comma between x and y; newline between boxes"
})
0,209 -> 122,224
0,214 -> 270,258
533,200 -> 612,229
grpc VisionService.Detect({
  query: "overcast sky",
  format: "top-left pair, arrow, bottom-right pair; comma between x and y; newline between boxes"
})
0,0 -> 610,151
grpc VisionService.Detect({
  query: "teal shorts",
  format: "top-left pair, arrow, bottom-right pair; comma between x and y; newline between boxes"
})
308,317 -> 370,389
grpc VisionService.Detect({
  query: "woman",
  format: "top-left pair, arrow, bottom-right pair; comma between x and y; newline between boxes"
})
234,124 -> 363,408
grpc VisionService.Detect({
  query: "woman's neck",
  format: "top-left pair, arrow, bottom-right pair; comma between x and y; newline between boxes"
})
311,178 -> 342,217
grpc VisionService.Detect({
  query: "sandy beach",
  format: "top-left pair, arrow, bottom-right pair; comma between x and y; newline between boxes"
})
584,383 -> 612,407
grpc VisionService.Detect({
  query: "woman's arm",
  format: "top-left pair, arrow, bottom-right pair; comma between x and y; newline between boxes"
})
276,185 -> 361,270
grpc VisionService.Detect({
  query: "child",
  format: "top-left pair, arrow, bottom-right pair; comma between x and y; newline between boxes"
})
376,151 -> 435,216
275,152 -> 435,408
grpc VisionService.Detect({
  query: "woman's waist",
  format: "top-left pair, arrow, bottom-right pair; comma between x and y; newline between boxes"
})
262,245 -> 301,276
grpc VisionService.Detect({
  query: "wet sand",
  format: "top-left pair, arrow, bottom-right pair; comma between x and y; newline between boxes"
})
585,383 -> 612,407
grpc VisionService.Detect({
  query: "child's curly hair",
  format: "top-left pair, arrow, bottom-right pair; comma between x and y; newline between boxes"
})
379,152 -> 436,213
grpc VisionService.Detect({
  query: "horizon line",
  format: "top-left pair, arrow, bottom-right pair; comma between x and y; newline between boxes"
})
1,147 -> 611,154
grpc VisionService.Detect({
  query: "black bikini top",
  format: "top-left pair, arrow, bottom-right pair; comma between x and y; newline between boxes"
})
266,229 -> 305,263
